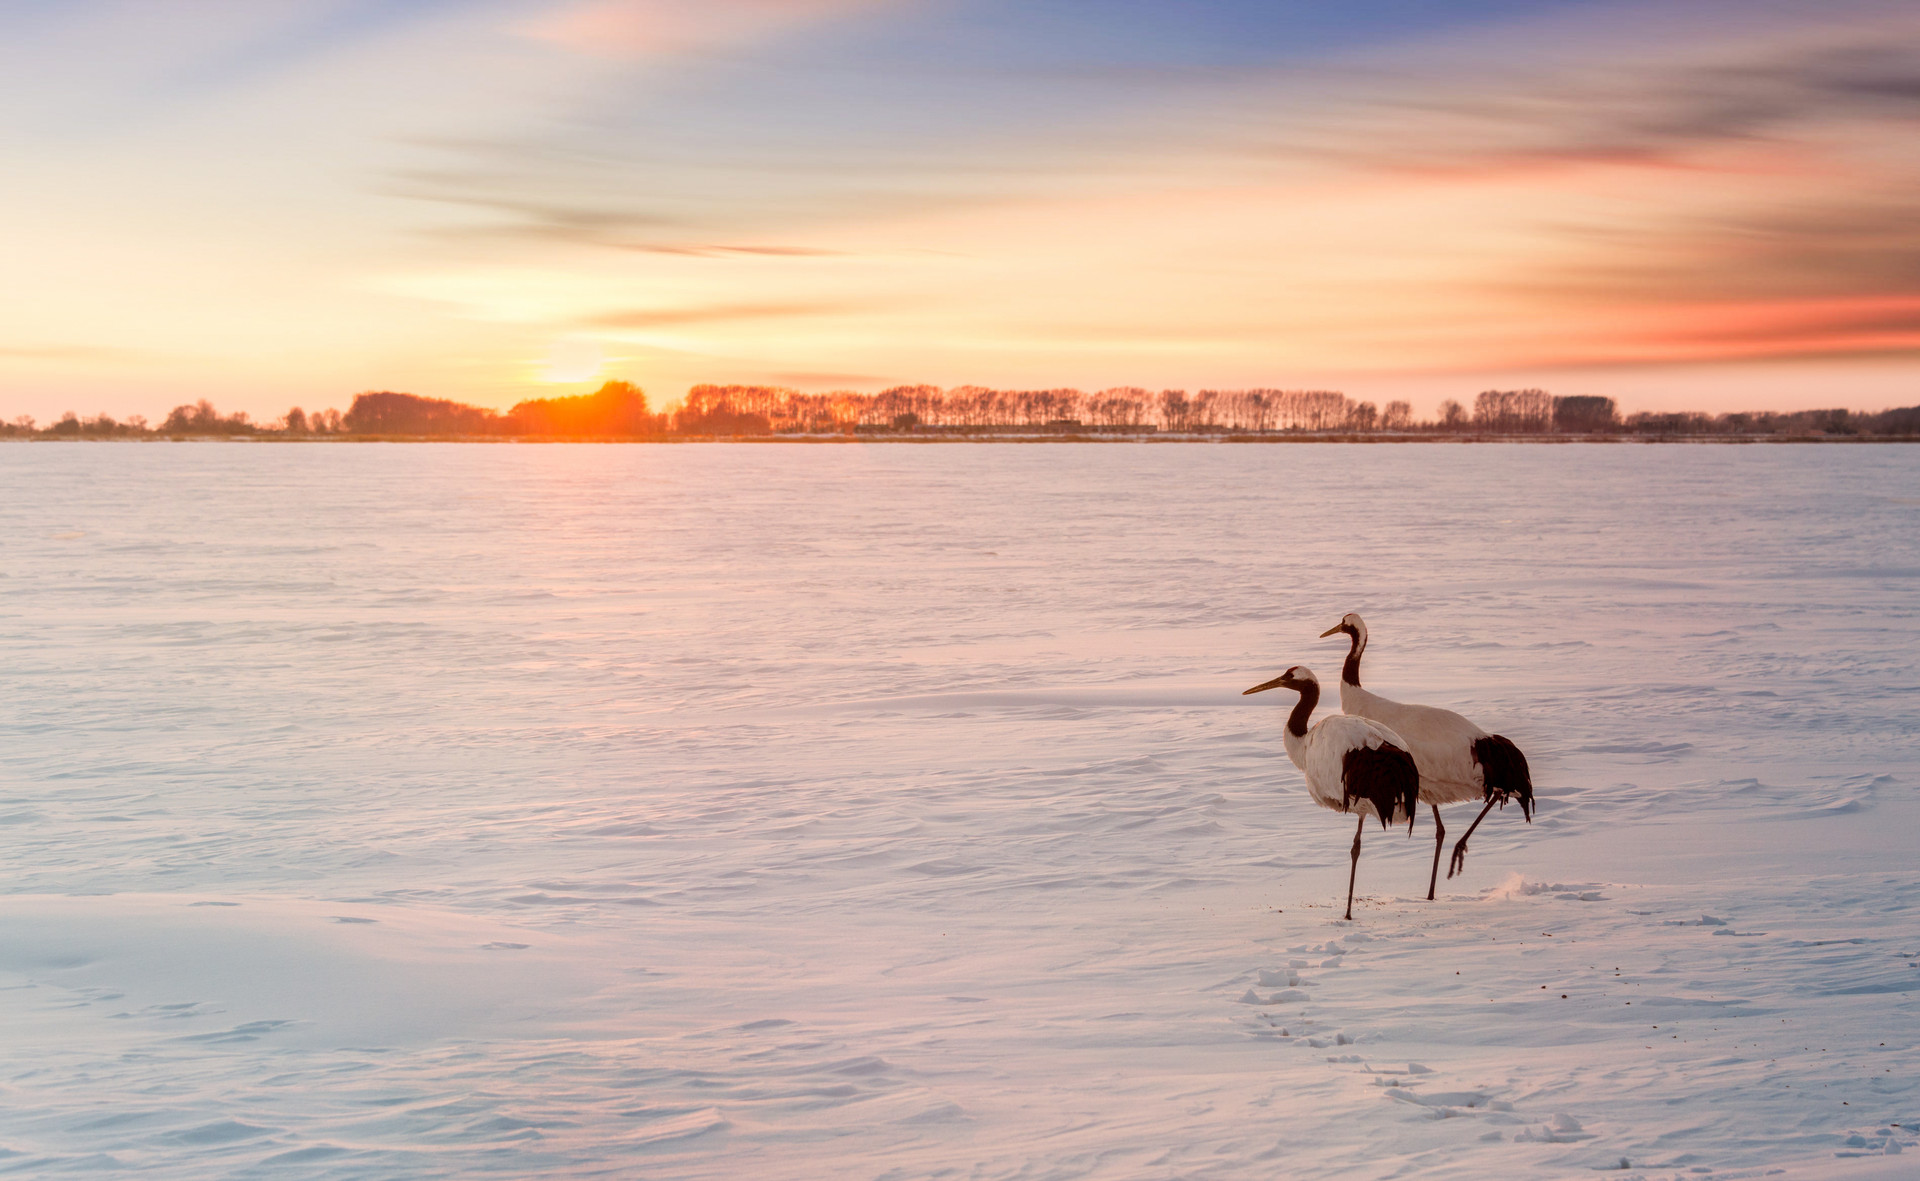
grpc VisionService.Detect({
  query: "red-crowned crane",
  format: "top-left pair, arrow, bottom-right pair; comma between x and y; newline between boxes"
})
1243,665 -> 1420,921
1320,613 -> 1534,898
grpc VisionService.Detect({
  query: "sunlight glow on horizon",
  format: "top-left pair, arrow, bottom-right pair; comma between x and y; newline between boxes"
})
540,338 -> 607,385
1,0 -> 1915,423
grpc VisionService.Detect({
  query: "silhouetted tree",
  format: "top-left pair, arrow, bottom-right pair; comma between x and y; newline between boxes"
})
1187,389 -> 1219,431
508,381 -> 661,436
344,392 -> 499,436
1293,391 -> 1352,431
163,400 -> 256,435
674,386 -> 774,435
1089,388 -> 1152,428
1812,408 -> 1854,435
1222,390 -> 1273,431
1158,390 -> 1190,432
1553,395 -> 1618,433
1869,405 -> 1920,434
35,382 -> 1911,443
1626,411 -> 1713,436
80,413 -> 140,438
1473,389 -> 1553,433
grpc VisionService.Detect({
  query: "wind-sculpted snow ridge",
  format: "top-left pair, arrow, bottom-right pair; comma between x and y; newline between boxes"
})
0,444 -> 1915,1178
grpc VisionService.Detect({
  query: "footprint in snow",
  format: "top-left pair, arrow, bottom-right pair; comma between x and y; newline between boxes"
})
1387,1089 -> 1494,1113
1239,987 -> 1310,1005
181,1019 -> 296,1044
1512,1114 -> 1590,1142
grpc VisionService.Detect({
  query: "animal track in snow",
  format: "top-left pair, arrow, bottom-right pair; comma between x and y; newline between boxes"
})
1512,1113 -> 1591,1143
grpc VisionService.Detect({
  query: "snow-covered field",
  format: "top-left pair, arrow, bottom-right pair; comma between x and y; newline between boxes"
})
0,442 -> 1915,1179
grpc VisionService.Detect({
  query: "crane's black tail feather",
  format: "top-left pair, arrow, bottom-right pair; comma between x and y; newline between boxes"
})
1343,743 -> 1422,832
1473,735 -> 1534,822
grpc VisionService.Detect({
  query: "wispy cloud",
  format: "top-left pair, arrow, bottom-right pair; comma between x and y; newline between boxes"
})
1294,21 -> 1920,176
658,244 -> 847,257
155,0 -> 486,98
769,368 -> 891,387
0,343 -> 156,364
523,0 -> 894,59
1506,195 -> 1920,308
1169,6 -> 1920,368
587,301 -> 860,328
6,0 -> 1918,419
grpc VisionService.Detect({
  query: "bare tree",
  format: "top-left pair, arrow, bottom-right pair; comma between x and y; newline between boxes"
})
1159,390 -> 1190,432
1188,390 -> 1219,431
1474,389 -> 1553,433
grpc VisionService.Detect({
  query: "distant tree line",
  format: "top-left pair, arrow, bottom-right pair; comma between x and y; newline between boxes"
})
336,383 -> 665,437
4,382 -> 1916,440
0,384 -> 661,440
676,384 -> 1372,433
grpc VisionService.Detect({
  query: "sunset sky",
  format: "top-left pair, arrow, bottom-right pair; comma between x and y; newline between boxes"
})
3,0 -> 1916,422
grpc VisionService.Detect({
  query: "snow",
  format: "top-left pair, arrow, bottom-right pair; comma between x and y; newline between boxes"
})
0,441 -> 1915,1178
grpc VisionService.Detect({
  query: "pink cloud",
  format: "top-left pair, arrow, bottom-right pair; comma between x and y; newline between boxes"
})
526,0 -> 893,59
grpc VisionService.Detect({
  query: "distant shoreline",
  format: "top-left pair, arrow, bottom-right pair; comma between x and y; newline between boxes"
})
7,433 -> 1917,444
13,386 -> 1917,442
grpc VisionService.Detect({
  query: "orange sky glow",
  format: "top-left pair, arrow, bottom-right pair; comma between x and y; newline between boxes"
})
1,0 -> 1915,423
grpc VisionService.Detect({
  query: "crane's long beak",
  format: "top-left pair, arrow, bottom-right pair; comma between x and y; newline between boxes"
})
1318,624 -> 1344,638
1243,675 -> 1288,695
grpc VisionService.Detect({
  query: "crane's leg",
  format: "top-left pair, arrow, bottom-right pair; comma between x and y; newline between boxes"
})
1426,805 -> 1445,901
1447,797 -> 1500,879
1345,815 -> 1365,921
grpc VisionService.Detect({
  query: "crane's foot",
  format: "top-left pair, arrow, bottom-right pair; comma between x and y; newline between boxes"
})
1447,840 -> 1469,879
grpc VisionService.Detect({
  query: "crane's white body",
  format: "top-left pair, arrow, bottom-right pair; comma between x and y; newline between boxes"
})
1320,613 -> 1536,899
1336,680 -> 1487,807
1247,664 -> 1421,921
1283,711 -> 1414,819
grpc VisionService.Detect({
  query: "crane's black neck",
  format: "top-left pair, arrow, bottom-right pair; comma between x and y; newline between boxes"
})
1287,681 -> 1318,737
1342,628 -> 1364,688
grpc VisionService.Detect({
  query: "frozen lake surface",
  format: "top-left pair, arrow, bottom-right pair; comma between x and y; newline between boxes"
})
0,442 -> 1916,1179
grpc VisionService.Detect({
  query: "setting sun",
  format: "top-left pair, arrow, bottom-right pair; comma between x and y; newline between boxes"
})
540,337 -> 606,384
